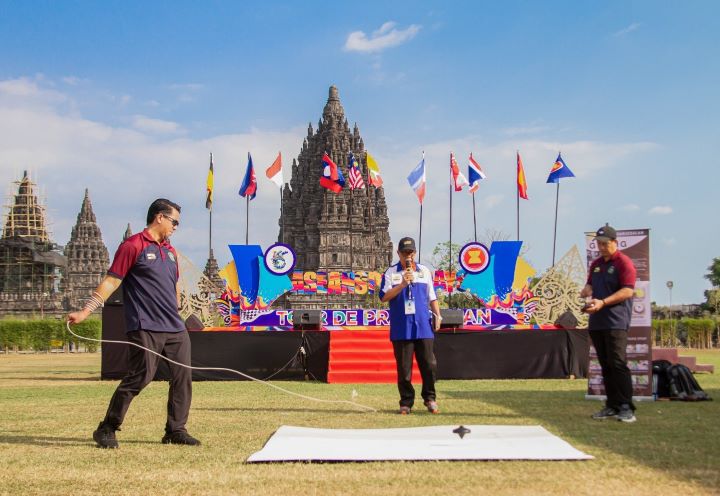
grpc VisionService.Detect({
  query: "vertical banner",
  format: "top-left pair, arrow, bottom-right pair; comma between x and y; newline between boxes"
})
584,228 -> 653,400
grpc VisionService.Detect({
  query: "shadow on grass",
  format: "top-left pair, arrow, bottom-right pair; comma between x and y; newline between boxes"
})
443,387 -> 719,491
195,406 -> 518,418
4,376 -> 101,382
0,433 -> 159,447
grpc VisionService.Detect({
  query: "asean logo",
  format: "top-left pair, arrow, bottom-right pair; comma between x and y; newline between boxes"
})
458,242 -> 490,274
263,243 -> 296,276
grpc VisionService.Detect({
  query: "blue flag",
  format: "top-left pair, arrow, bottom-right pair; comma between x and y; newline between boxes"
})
546,153 -> 575,183
239,152 -> 257,200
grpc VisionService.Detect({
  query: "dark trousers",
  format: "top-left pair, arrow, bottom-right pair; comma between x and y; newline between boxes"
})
103,330 -> 192,433
392,339 -> 437,408
589,329 -> 635,411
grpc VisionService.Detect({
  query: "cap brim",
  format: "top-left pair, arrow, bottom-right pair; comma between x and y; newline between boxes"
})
594,236 -> 614,242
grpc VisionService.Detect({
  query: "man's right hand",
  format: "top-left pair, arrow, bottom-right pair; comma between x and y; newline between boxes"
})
67,309 -> 91,324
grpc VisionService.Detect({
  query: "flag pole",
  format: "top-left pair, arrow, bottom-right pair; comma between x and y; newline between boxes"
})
245,195 -> 249,245
419,204 -> 423,263
552,181 -> 559,266
472,192 -> 478,242
516,150 -> 520,241
208,152 -> 213,259
448,153 -> 453,306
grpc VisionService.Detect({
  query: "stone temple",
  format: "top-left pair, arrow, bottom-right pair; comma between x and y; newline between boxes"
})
62,189 -> 110,312
279,86 -> 393,309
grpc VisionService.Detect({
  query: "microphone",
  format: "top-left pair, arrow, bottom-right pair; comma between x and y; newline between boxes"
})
405,256 -> 414,298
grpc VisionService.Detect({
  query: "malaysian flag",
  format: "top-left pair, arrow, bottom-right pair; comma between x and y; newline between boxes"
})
347,152 -> 365,190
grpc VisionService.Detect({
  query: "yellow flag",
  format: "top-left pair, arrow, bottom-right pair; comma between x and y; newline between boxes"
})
206,153 -> 214,209
366,152 -> 383,187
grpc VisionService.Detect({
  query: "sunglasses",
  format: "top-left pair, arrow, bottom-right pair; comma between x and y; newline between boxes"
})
162,214 -> 180,227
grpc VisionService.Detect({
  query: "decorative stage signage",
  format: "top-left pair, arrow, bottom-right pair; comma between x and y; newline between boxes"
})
584,228 -> 653,400
202,308 -> 559,331
211,240 -> 542,329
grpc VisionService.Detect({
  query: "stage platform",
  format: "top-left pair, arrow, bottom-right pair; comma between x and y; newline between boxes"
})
101,306 -> 589,381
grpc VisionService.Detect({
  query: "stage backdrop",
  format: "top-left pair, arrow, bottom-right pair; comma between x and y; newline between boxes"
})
584,228 -> 652,400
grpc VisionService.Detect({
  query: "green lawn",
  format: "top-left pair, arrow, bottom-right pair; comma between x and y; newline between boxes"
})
1,350 -> 718,496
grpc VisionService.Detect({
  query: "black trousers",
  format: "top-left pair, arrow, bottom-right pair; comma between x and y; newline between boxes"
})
392,339 -> 437,408
589,329 -> 635,411
103,330 -> 192,433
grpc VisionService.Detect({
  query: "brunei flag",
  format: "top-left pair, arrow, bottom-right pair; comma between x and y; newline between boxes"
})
206,153 -> 214,210
517,152 -> 529,200
366,152 -> 383,187
546,152 -> 575,183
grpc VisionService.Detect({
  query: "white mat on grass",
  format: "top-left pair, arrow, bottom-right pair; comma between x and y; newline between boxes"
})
247,425 -> 593,462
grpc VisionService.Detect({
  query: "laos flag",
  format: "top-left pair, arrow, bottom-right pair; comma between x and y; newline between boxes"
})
546,152 -> 575,183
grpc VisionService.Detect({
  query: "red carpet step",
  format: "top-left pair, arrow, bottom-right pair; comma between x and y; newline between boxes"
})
327,330 -> 421,384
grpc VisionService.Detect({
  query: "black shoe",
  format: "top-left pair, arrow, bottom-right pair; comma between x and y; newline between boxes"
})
617,407 -> 637,423
162,431 -> 201,446
93,422 -> 119,449
591,407 -> 619,420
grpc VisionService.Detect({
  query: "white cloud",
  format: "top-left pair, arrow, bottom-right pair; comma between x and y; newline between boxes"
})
649,205 -> 673,215
663,237 -> 677,246
613,22 -> 641,37
620,203 -> 640,211
344,22 -> 421,53
485,194 -> 504,208
132,115 -> 185,135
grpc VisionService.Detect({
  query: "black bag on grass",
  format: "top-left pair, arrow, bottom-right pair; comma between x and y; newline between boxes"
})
652,360 -> 673,398
666,364 -> 711,401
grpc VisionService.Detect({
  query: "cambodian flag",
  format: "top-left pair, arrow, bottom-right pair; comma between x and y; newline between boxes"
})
546,152 -> 575,183
239,152 -> 257,200
319,152 -> 345,193
407,153 -> 426,204
467,153 -> 487,194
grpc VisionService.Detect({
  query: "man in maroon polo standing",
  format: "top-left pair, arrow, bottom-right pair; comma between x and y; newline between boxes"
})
68,198 -> 201,448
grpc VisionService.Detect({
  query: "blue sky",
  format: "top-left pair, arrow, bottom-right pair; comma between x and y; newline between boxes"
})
1,1 -> 718,305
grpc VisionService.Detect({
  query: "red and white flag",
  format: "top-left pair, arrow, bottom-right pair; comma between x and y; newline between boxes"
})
450,152 -> 469,191
265,152 -> 283,188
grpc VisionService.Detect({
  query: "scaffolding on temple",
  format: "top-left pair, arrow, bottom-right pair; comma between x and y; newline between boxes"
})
0,171 -> 66,316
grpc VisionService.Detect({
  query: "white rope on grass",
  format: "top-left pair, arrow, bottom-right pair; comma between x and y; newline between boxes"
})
66,321 -> 377,413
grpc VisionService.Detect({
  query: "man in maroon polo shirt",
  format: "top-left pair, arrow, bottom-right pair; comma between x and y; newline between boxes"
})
68,198 -> 200,448
581,224 -> 637,423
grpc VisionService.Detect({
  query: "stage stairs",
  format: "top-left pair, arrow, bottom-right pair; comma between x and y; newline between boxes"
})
327,330 -> 421,384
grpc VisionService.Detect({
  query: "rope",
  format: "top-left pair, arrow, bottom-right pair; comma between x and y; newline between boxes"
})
65,321 -> 376,413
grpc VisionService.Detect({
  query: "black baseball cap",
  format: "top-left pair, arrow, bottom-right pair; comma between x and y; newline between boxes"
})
397,237 -> 417,252
594,224 -> 617,242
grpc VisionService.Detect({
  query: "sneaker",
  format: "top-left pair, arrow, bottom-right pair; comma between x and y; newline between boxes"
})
423,400 -> 439,414
591,407 -> 618,420
162,431 -> 201,446
93,422 -> 119,449
398,406 -> 411,415
617,408 -> 637,423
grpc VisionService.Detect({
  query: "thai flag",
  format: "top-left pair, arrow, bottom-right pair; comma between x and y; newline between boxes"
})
319,152 -> 345,193
450,152 -> 469,192
239,152 -> 257,200
546,152 -> 575,183
407,153 -> 426,204
467,153 -> 487,194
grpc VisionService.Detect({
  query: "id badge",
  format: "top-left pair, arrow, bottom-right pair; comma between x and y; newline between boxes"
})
404,299 -> 416,315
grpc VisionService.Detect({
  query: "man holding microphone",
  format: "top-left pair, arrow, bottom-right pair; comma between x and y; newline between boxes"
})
380,237 -> 442,415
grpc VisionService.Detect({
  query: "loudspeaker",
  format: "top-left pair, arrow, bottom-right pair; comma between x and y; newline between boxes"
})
554,310 -> 579,329
293,309 -> 322,330
184,314 -> 205,331
439,308 -> 464,329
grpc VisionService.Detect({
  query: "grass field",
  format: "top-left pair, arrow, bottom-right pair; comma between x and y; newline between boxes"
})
1,350 -> 719,496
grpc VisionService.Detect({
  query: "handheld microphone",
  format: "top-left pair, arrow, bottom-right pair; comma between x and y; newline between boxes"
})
405,256 -> 413,298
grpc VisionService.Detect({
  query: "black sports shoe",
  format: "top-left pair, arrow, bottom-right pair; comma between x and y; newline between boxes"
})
617,407 -> 637,423
162,431 -> 201,446
591,407 -> 619,420
93,422 -> 119,449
